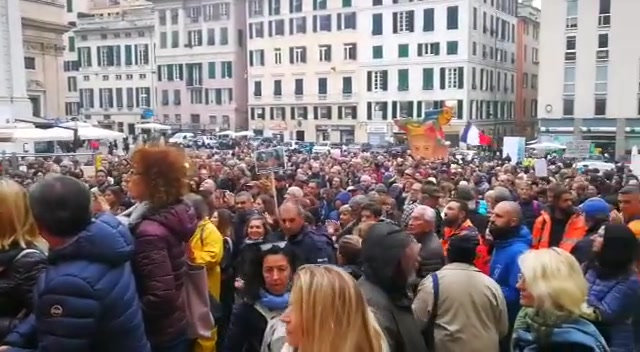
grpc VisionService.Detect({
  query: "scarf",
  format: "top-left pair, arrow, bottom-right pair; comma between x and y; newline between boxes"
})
514,308 -> 575,345
258,289 -> 290,311
117,201 -> 151,228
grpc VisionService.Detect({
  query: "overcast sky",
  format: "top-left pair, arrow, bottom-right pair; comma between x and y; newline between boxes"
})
533,0 -> 541,7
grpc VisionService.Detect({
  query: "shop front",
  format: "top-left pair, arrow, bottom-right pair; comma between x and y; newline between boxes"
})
315,124 -> 355,143
366,124 -> 389,145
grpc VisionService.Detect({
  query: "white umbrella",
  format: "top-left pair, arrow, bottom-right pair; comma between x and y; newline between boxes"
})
0,123 -> 73,142
216,131 -> 235,136
234,130 -> 254,137
135,122 -> 171,131
51,122 -> 125,140
526,139 -> 538,145
526,142 -> 566,150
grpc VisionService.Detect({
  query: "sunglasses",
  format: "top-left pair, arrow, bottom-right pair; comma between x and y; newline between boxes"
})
259,241 -> 288,252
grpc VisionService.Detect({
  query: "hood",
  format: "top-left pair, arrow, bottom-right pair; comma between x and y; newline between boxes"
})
0,243 -> 42,267
494,225 -> 533,248
361,222 -> 413,294
146,202 -> 198,243
48,213 -> 134,266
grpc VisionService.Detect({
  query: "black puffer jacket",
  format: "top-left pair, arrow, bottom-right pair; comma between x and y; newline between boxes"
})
0,245 -> 47,340
416,232 -> 445,279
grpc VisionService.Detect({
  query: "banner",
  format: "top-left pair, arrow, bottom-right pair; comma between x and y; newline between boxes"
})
393,105 -> 452,159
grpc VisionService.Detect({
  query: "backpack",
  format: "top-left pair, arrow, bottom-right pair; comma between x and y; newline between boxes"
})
255,303 -> 287,352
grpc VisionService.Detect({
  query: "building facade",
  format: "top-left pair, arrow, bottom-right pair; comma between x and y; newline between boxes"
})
537,0 -> 640,156
246,0 -> 519,144
151,0 -> 248,132
21,0 -> 72,119
61,0 -> 92,119
515,0 -> 539,139
73,1 -> 156,135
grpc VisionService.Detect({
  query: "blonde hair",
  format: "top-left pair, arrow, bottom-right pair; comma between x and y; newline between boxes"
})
289,265 -> 387,352
353,221 -> 376,240
0,179 -> 41,250
518,248 -> 587,316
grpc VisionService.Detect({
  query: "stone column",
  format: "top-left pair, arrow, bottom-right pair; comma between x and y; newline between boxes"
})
616,118 -> 626,158
0,0 -> 33,122
573,118 -> 583,140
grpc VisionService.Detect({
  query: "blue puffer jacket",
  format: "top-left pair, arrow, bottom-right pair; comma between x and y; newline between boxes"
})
3,213 -> 151,352
585,269 -> 640,352
490,225 -> 532,327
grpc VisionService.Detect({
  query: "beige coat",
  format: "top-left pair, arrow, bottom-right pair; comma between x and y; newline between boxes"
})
412,263 -> 509,352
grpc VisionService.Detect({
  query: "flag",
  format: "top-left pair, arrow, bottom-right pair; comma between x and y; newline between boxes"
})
460,122 -> 493,146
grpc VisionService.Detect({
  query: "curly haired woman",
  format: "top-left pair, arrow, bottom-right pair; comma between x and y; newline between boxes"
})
127,145 -> 198,352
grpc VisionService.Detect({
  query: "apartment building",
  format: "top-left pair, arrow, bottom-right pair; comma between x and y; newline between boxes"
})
514,0 -> 540,138
62,0 -> 92,119
21,0 -> 71,120
73,1 -> 156,135
246,0 -> 518,144
151,0 -> 248,132
537,0 -> 640,156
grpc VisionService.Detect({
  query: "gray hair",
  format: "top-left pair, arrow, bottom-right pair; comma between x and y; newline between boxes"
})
413,205 -> 436,222
286,186 -> 304,198
493,186 -> 513,204
349,195 -> 368,209
184,193 -> 209,220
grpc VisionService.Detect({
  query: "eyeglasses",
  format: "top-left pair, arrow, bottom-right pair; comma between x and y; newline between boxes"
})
259,241 -> 288,252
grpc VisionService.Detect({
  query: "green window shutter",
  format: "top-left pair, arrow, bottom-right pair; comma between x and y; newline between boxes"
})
66,0 -> 73,12
124,45 -> 133,65
342,0 -> 352,7
416,101 -> 423,118
372,45 -> 383,59
366,71 -> 372,91
398,69 -> 409,91
392,101 -> 398,118
68,36 -> 76,52
447,41 -> 458,55
372,14 -> 383,35
423,68 -> 434,90
208,62 -> 216,79
398,44 -> 409,58
434,43 -> 440,55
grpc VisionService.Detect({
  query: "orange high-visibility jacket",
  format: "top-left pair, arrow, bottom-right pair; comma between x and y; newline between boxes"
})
443,219 -> 491,275
532,211 -> 586,252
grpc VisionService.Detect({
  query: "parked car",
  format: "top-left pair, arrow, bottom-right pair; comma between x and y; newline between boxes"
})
312,142 -> 331,154
194,135 -> 217,149
168,132 -> 195,147
346,144 -> 361,153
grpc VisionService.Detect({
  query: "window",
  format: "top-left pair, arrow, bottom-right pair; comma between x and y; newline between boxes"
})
24,57 -> 35,70
343,43 -> 357,60
398,44 -> 409,58
565,35 -> 576,62
472,7 -> 478,30
313,14 -> 332,32
446,6 -> 459,30
342,0 -> 351,7
290,0 -> 302,13
417,42 -> 440,56
342,76 -> 353,94
337,12 -> 356,30
532,47 -> 539,63
249,49 -> 265,67
566,0 -> 578,29
269,19 -> 285,36
367,70 -> 388,92
269,0 -> 281,15
187,6 -> 201,23
522,73 -> 529,88
160,32 -> 168,48
273,79 -> 282,97
68,36 -> 76,52
318,77 -> 328,95
290,46 -> 307,64
274,48 -> 283,64
253,81 -> 262,97
423,8 -> 434,32
66,0 -> 73,12
446,41 -> 458,55
595,65 -> 608,93
397,69 -> 409,91
249,0 -> 263,17
597,33 -> 609,60
220,27 -> 229,45
313,0 -> 327,10
294,78 -> 304,96
594,95 -> 607,116
563,66 -> 575,94
393,11 -> 414,34
372,13 -> 383,35
290,16 -> 307,34
249,22 -> 264,39
422,68 -> 434,90
161,90 -> 170,106
190,89 -> 203,104
372,45 -> 383,59
187,30 -> 203,47
443,67 -> 464,89
531,74 -> 538,89
599,0 -> 611,27
67,76 -> 77,92
171,31 -> 179,48
319,45 -> 332,62
221,61 -> 233,78
170,9 -> 179,24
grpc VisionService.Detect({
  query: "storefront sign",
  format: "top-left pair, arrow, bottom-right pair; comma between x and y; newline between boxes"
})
366,125 -> 388,133
316,124 -> 355,131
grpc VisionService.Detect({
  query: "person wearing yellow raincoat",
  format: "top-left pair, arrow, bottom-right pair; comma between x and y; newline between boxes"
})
185,193 -> 224,352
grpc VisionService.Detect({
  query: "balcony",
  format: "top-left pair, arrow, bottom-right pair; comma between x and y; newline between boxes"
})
76,12 -> 154,31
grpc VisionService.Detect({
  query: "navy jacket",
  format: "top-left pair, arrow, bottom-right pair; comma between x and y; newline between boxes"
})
222,302 -> 268,352
4,213 -> 151,352
265,225 -> 336,265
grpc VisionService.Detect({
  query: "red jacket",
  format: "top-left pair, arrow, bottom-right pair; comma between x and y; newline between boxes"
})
442,219 -> 491,275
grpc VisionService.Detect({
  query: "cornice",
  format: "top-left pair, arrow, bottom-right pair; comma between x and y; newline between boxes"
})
22,0 -> 64,9
21,17 -> 73,34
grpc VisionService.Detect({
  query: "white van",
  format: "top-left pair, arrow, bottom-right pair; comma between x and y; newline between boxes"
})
168,132 -> 195,146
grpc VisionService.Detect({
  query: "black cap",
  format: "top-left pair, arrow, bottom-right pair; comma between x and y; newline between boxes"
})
447,232 -> 480,264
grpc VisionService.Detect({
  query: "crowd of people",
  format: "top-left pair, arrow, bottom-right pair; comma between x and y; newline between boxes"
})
0,139 -> 639,352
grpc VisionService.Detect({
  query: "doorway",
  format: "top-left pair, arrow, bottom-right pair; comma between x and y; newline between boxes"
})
295,130 -> 305,141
